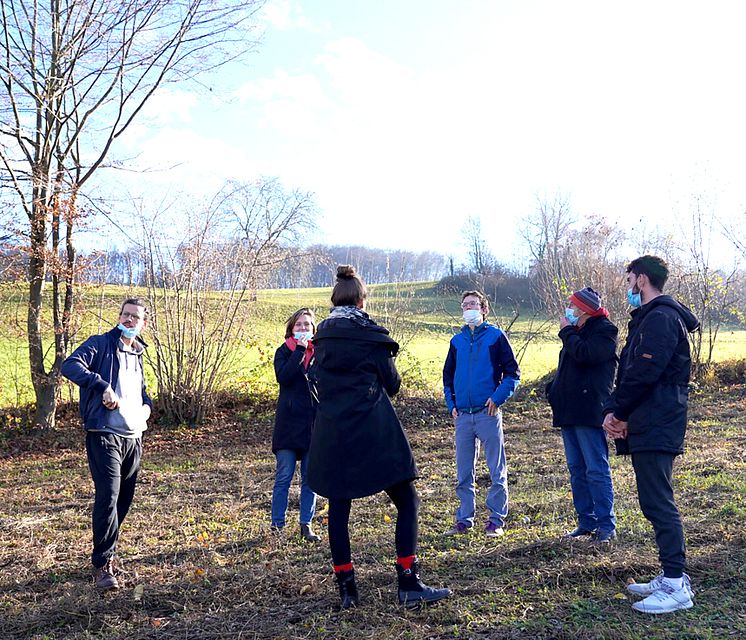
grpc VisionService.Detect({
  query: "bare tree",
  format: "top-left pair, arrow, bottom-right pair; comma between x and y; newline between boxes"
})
523,196 -> 629,327
522,194 -> 576,316
0,0 -> 265,427
673,199 -> 743,372
143,177 -> 318,425
462,216 -> 497,276
217,177 -> 317,287
722,212 -> 746,261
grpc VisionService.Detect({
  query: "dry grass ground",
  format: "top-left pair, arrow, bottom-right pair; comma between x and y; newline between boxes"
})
0,383 -> 745,640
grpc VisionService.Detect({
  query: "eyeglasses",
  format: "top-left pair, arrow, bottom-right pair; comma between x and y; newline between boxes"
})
120,311 -> 142,321
461,301 -> 482,309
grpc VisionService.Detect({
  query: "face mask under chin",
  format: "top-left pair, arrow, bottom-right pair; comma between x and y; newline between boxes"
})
627,288 -> 642,308
117,323 -> 140,339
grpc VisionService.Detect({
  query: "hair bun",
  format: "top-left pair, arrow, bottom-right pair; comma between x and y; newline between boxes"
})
336,265 -> 356,280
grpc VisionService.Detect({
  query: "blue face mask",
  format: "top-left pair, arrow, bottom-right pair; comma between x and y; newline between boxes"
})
564,308 -> 579,325
294,331 -> 313,342
117,323 -> 140,339
627,288 -> 642,308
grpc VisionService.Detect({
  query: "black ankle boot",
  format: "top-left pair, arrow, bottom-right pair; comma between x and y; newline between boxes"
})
300,523 -> 321,542
335,569 -> 359,609
396,561 -> 452,608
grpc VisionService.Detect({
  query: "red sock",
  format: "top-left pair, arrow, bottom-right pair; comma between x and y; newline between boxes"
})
333,562 -> 353,573
396,555 -> 416,571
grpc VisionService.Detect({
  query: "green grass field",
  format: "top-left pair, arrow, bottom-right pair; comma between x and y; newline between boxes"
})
1,282 -> 745,638
0,380 -> 744,639
1,281 -> 745,408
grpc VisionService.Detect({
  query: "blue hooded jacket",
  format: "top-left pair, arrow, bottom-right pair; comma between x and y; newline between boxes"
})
443,322 -> 520,413
61,327 -> 152,431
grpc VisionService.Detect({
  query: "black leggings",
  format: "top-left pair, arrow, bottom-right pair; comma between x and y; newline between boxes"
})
327,480 -> 420,566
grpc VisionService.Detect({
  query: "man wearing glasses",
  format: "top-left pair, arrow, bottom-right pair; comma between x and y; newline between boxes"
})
443,291 -> 520,537
61,298 -> 152,590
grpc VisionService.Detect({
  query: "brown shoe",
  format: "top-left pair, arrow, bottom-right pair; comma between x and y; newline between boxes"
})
93,559 -> 120,590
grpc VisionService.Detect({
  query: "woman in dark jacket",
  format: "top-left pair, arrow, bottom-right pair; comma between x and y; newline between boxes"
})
271,308 -> 320,542
308,265 -> 451,609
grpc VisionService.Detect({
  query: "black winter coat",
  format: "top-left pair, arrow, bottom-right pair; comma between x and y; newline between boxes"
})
546,315 -> 618,428
306,314 -> 418,500
607,296 -> 699,455
272,343 -> 316,455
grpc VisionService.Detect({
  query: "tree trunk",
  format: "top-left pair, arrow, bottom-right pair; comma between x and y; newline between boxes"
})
28,195 -> 60,429
33,375 -> 58,430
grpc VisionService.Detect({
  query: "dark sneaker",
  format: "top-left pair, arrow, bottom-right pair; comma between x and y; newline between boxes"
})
484,521 -> 505,538
93,559 -> 119,590
300,523 -> 321,542
335,569 -> 359,609
562,526 -> 596,539
591,529 -> 617,544
443,522 -> 469,536
396,562 -> 452,608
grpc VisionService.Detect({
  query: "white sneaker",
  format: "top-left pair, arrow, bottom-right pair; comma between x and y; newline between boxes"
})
627,572 -> 694,598
631,583 -> 694,614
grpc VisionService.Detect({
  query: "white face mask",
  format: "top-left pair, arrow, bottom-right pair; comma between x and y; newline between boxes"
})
294,331 -> 313,341
463,309 -> 483,325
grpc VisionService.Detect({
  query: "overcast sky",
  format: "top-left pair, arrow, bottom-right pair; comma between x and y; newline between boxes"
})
103,0 -> 746,267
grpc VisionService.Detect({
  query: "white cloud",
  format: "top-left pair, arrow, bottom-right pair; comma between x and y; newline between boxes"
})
139,90 -> 199,126
261,0 -> 324,32
96,0 -> 746,263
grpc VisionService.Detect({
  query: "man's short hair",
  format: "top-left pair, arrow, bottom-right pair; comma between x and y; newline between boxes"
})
626,255 -> 669,291
120,297 -> 150,319
461,290 -> 489,318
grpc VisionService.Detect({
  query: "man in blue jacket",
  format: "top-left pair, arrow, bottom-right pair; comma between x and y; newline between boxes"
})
604,256 -> 699,614
61,298 -> 152,590
443,291 -> 520,537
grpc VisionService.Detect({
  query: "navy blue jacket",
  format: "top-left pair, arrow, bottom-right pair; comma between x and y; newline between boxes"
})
272,342 -> 316,455
61,327 -> 152,431
546,315 -> 618,428
443,322 -> 520,413
607,296 -> 699,454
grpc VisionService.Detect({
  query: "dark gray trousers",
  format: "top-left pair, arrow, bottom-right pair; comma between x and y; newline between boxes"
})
86,432 -> 142,568
631,451 -> 686,578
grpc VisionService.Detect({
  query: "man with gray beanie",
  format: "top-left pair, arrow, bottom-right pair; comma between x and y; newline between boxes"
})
546,287 -> 618,544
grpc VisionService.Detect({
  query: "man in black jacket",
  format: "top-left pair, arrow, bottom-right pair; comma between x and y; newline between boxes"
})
603,256 -> 699,614
547,287 -> 618,543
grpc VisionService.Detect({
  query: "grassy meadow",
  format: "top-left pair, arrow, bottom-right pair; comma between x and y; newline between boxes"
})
2,280 -> 745,409
0,375 -> 744,639
0,280 -> 745,638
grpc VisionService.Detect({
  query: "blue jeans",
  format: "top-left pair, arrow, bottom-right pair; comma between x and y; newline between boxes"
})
271,449 -> 317,527
454,409 -> 508,527
561,426 -> 616,533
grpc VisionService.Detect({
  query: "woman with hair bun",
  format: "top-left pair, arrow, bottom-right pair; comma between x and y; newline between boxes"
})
308,265 -> 451,609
